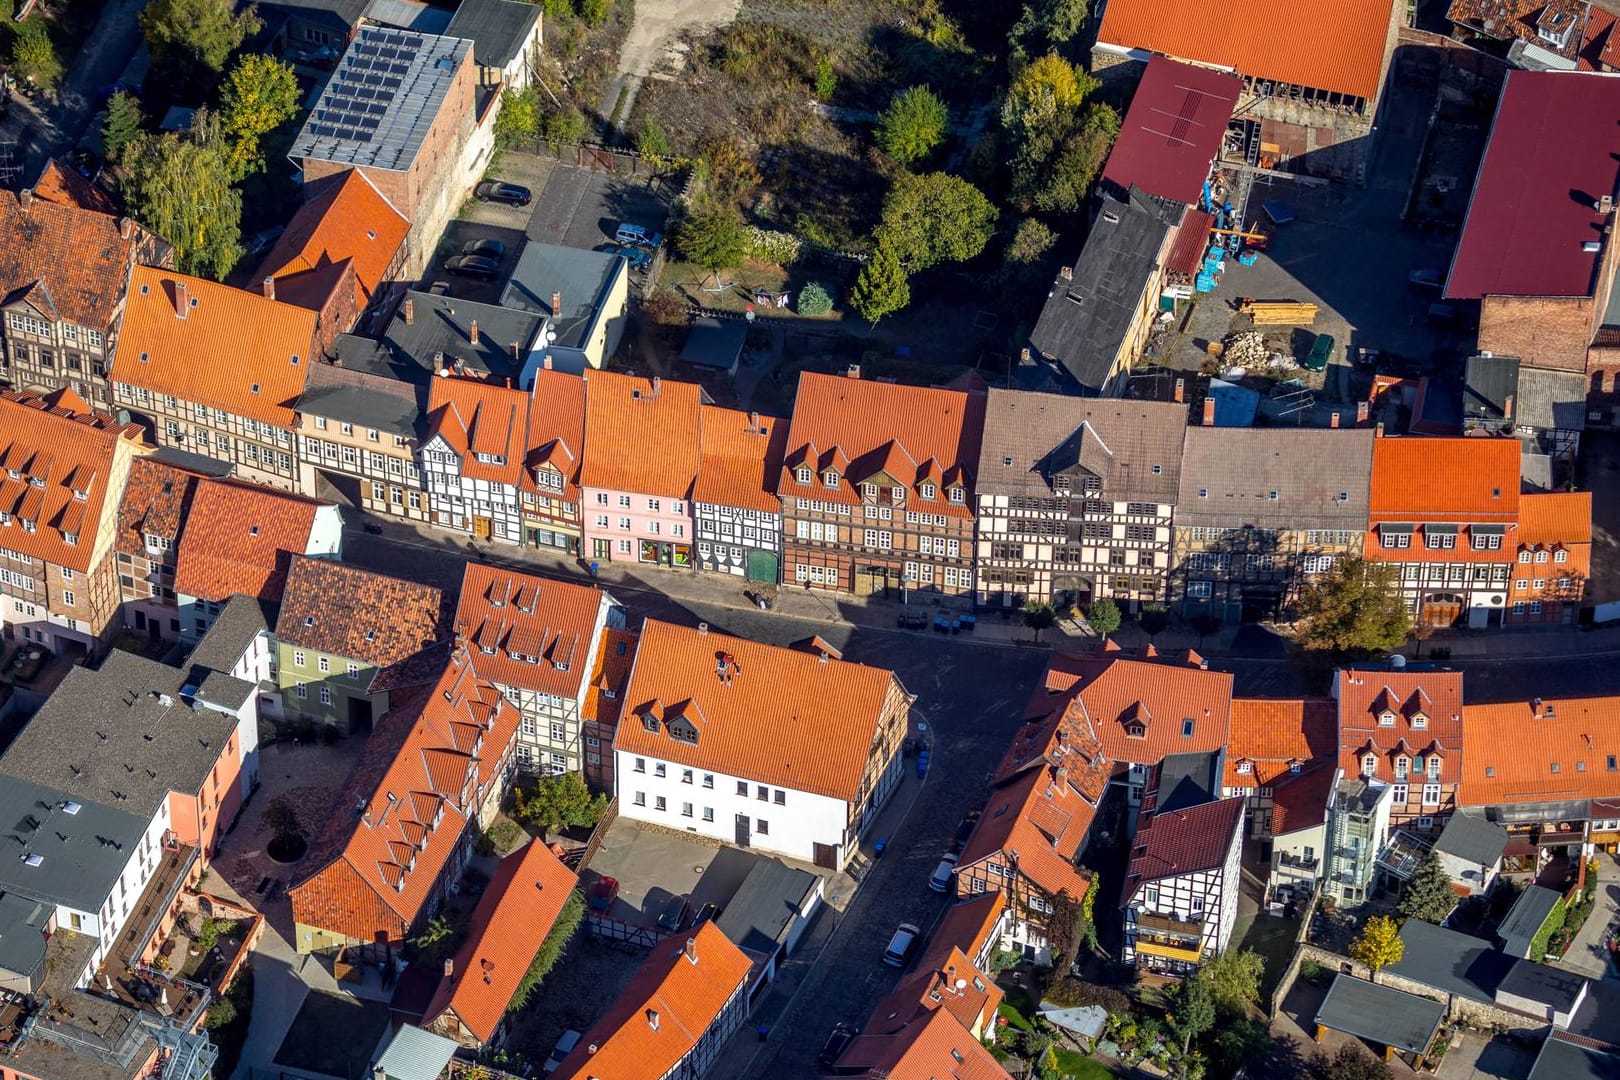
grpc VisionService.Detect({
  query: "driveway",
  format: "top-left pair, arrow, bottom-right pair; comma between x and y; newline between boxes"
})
597,0 -> 743,129
526,162 -> 672,251
1559,853 -> 1619,980
1437,1034 -> 1538,1080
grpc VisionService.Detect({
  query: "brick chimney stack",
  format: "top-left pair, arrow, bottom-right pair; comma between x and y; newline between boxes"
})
119,217 -> 134,240
18,189 -> 31,212
404,299 -> 414,325
1201,397 -> 1215,426
551,291 -> 562,318
1174,378 -> 1185,404
174,280 -> 189,320
1356,401 -> 1370,425
1330,411 -> 1340,429
469,319 -> 479,345
262,276 -> 276,301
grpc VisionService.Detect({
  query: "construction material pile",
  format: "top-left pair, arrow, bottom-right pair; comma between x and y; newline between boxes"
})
1220,330 -> 1299,375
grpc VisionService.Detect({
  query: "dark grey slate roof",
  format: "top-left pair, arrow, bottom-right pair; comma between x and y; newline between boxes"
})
1433,812 -> 1509,868
296,359 -> 429,438
715,858 -> 819,958
680,318 -> 747,371
500,242 -> 622,350
1516,365 -> 1588,432
1389,919 -> 1513,1004
443,0 -> 539,69
185,594 -> 273,675
257,0 -> 370,30
337,290 -> 539,384
1499,885 -> 1563,958
149,446 -> 236,477
1155,751 -> 1221,813
1527,1035 -> 1620,1080
1567,977 -> 1620,1048
1030,186 -> 1183,393
1463,353 -> 1518,426
0,777 -> 147,911
1499,959 -> 1588,1012
0,651 -> 242,817
1175,426 -> 1374,530
1315,973 -> 1446,1054
0,891 -> 48,982
976,388 -> 1185,503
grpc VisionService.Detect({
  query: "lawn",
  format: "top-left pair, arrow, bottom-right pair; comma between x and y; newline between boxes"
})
1232,911 -> 1303,1010
272,991 -> 390,1078
1048,1046 -> 1116,1079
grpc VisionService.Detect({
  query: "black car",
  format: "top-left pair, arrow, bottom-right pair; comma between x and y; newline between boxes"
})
817,1022 -> 860,1068
460,238 -> 507,259
692,902 -> 719,925
443,255 -> 501,281
656,894 -> 691,933
952,810 -> 982,853
475,181 -> 532,207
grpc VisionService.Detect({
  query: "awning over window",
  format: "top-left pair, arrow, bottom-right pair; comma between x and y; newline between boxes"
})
1471,524 -> 1507,536
1424,523 -> 1458,536
1380,522 -> 1413,534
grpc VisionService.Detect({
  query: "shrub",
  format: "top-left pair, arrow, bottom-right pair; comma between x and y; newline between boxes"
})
814,56 -> 836,101
539,108 -> 589,147
510,891 -> 586,1010
204,996 -> 236,1029
742,226 -> 802,267
1531,896 -> 1568,960
635,119 -> 672,160
797,282 -> 834,316
1042,976 -> 1131,1014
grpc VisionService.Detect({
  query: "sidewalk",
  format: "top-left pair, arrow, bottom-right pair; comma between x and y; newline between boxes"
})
1560,853 -> 1619,981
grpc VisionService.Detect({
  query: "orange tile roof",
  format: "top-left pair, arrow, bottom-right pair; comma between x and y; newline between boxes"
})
172,479 -> 328,602
426,375 -> 531,487
257,169 -> 410,312
694,406 -> 786,512
835,1007 -> 1013,1080
918,892 -> 1008,974
114,266 -> 318,427
1368,437 -> 1520,519
1096,0 -> 1399,99
114,456 -> 211,556
454,562 -> 610,701
613,618 -> 908,802
580,371 -> 703,498
276,556 -> 449,668
0,388 -> 142,572
1460,697 -> 1620,807
0,187 -> 148,330
552,922 -> 752,1080
584,626 -> 638,731
779,372 -> 985,517
1518,491 -> 1591,546
290,653 -> 519,942
1337,668 -> 1464,784
1226,697 -> 1338,789
865,944 -> 1004,1041
526,368 -> 587,502
32,159 -> 119,215
423,840 -> 579,1044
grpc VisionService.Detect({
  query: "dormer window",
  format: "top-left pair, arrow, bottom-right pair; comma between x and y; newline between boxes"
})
28,477 -> 44,490
1395,757 -> 1409,779
796,467 -> 812,485
1379,711 -> 1395,727
63,531 -> 77,546
1363,754 -> 1377,776
1411,713 -> 1428,729
641,713 -> 659,733
948,486 -> 965,504
891,486 -> 905,501
861,483 -> 877,499
1427,756 -> 1442,779
72,489 -> 86,502
824,470 -> 840,488
20,519 -> 34,534
1124,720 -> 1146,739
1236,761 -> 1253,774
1289,761 -> 1302,773
921,483 -> 935,500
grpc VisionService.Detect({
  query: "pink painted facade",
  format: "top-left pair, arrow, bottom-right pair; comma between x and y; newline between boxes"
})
581,487 -> 696,567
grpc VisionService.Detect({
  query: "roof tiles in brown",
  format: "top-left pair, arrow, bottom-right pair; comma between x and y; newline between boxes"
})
976,388 -> 1185,503
114,456 -> 209,556
172,479 -> 330,602
0,187 -> 150,331
1125,795 -> 1244,891
694,406 -> 786,512
580,370 -> 703,498
1337,668 -> 1464,784
275,556 -> 449,668
454,562 -> 610,701
31,159 -> 119,216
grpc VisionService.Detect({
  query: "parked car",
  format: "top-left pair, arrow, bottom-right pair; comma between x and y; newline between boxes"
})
1408,268 -> 1443,291
460,238 -> 507,260
587,876 -> 618,913
1303,333 -> 1335,372
614,222 -> 663,249
443,254 -> 501,281
692,901 -> 720,925
883,922 -> 921,967
657,894 -> 692,933
543,1029 -> 581,1074
594,242 -> 654,271
817,1022 -> 860,1068
427,280 -> 452,296
952,811 -> 981,853
928,853 -> 958,893
475,181 -> 532,206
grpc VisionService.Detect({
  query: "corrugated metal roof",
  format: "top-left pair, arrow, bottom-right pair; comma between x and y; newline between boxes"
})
1102,57 -> 1240,206
374,1024 -> 458,1080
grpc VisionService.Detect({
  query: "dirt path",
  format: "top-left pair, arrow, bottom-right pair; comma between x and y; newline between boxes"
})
597,0 -> 743,135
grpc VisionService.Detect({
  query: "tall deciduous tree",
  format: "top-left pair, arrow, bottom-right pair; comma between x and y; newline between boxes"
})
1400,851 -> 1460,924
219,54 -> 299,181
875,85 -> 949,167
849,241 -> 909,326
515,772 -> 608,839
1024,601 -> 1057,644
1295,555 -> 1413,654
1169,973 -> 1216,1055
1349,915 -> 1405,981
876,171 -> 997,271
140,0 -> 261,93
1030,103 -> 1121,213
10,20 -> 62,92
1201,948 -> 1265,1017
121,111 -> 244,280
678,201 -> 746,288
1002,54 -> 1095,163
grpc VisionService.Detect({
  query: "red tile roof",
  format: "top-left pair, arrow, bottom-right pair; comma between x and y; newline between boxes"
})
453,562 -> 609,701
1365,437 -> 1520,561
1446,71 -> 1620,300
865,945 -> 1004,1041
834,1007 -> 1013,1080
1518,491 -> 1592,546
552,922 -> 752,1080
580,371 -> 703,498
1125,795 -> 1244,893
1460,696 -> 1620,807
1337,668 -> 1465,784
31,159 -> 119,215
427,375 -> 532,488
526,368 -> 587,503
778,372 -> 985,517
584,626 -> 638,731
0,186 -> 149,330
1102,56 -> 1241,206
115,267 -> 318,427
423,840 -> 578,1044
1270,762 -> 1338,837
0,388 -> 142,572
114,456 -> 208,556
172,479 -> 329,602
694,406 -> 787,512
1226,698 -> 1338,789
917,892 -> 1008,974
258,169 -> 410,312
276,556 -> 449,668
1096,0 -> 1399,100
290,653 -> 519,943
613,618 -> 908,802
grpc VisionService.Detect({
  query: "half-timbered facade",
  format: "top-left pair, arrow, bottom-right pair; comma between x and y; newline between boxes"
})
295,362 -> 430,525
420,376 -> 531,544
1338,668 -> 1465,834
520,368 -> 586,554
1122,792 -> 1245,977
694,407 -> 785,582
113,454 -> 219,641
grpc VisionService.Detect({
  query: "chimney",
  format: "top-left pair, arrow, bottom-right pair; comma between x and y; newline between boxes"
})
469,319 -> 479,345
1375,420 -> 1385,438
651,376 -> 662,397
511,341 -> 521,360
262,276 -> 276,301
748,410 -> 761,433
1173,377 -> 1185,404
404,299 -> 414,325
551,291 -> 562,318
543,355 -> 552,370
18,188 -> 31,211
174,280 -> 189,320
684,937 -> 697,964
1503,394 -> 1514,421
443,958 -> 453,978
1201,397 -> 1215,426
1356,401 -> 1369,425
846,364 -> 862,380
697,622 -> 708,634
1054,764 -> 1068,786
1330,411 -> 1340,429
1532,696 -> 1543,718
646,1009 -> 660,1031
119,217 -> 133,240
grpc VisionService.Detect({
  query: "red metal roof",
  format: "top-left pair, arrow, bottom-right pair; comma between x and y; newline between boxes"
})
1165,209 -> 1215,276
1102,56 -> 1240,206
1446,71 -> 1620,300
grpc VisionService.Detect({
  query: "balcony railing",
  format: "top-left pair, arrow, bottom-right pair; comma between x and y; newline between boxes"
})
1278,853 -> 1320,872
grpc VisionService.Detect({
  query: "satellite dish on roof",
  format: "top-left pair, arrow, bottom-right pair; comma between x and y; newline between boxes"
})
955,978 -> 968,990
1391,654 -> 1408,669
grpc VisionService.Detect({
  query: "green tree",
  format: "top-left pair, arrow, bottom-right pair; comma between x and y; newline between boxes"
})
634,118 -> 672,160
219,54 -> 299,181
1024,601 -> 1057,643
1400,851 -> 1460,924
1295,555 -> 1413,654
515,772 -> 608,838
577,0 -> 610,25
849,242 -> 910,326
1308,1043 -> 1394,1080
140,0 -> 261,92
203,995 -> 236,1029
1212,1017 -> 1273,1077
796,281 -> 834,316
1139,602 -> 1170,641
1009,0 -> 1089,56
103,91 -> 144,164
876,171 -> 997,271
1349,915 -> 1405,981
121,112 -> 244,279
510,890 -> 585,1010
1086,598 -> 1121,636
11,20 -> 62,91
1031,103 -> 1121,214
1168,973 -> 1215,1054
1002,53 -> 1094,160
494,86 -> 541,149
875,85 -> 949,167
1005,217 -> 1056,265
1201,948 -> 1265,1017
678,201 -> 747,288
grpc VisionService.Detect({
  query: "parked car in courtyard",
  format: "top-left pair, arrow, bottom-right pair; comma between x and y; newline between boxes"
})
475,181 -> 532,206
